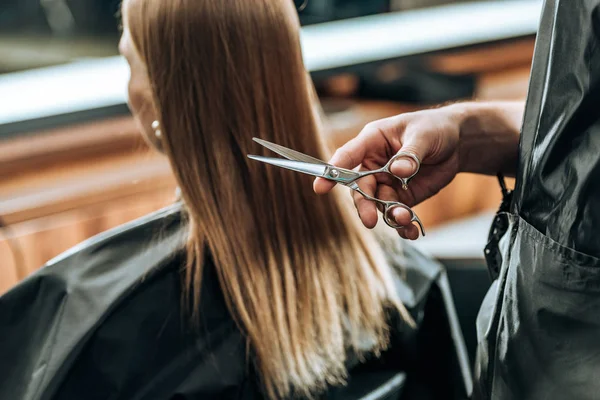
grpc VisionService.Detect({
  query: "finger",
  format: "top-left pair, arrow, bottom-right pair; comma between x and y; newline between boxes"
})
314,135 -> 366,194
396,224 -> 419,240
397,229 -> 409,240
375,180 -> 401,202
389,163 -> 438,207
405,224 -> 420,240
374,185 -> 413,227
314,176 -> 337,195
392,207 -> 413,227
314,121 -> 391,194
353,191 -> 378,229
390,156 -> 419,181
389,126 -> 432,179
353,174 -> 378,229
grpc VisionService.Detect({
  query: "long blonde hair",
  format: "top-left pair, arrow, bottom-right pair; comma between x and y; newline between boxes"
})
125,0 -> 411,397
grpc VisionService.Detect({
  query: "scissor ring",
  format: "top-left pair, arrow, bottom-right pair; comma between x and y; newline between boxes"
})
383,203 -> 411,229
382,203 -> 426,236
384,151 -> 421,189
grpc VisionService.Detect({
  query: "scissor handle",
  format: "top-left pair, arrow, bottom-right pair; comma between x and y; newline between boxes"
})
382,151 -> 421,190
382,203 -> 426,236
348,183 -> 426,236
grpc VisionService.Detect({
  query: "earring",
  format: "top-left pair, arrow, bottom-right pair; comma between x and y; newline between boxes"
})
151,120 -> 162,139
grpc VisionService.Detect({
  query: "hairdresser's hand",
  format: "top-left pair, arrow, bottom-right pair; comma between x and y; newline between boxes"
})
314,101 -> 523,240
315,107 -> 460,240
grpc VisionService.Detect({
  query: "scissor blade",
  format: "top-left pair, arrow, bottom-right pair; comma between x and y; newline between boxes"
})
248,155 -> 328,178
252,137 -> 328,165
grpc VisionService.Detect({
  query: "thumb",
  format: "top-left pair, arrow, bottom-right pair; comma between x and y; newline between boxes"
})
390,155 -> 419,179
390,140 -> 428,179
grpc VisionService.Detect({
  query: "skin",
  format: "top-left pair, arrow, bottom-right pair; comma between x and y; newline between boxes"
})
314,101 -> 525,240
118,13 -> 160,150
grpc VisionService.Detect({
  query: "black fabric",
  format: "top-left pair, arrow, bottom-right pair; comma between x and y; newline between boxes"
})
0,203 -> 471,400
474,1 -> 600,398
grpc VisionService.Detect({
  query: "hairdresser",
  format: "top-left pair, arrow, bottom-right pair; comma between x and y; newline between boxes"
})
315,1 -> 600,399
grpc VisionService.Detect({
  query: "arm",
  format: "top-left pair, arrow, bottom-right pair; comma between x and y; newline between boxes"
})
315,100 -> 526,238
452,101 -> 525,177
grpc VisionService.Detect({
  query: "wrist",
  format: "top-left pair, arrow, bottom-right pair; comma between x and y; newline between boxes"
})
451,101 -> 523,176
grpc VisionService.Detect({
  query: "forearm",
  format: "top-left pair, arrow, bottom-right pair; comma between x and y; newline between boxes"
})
451,101 -> 525,177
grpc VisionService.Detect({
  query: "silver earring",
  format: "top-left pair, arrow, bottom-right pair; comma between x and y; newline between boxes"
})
151,120 -> 162,139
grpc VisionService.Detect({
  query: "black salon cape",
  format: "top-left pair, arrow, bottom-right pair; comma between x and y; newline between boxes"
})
0,203 -> 472,400
474,1 -> 600,399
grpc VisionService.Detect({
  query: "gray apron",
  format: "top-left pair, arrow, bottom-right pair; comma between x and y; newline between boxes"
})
474,0 -> 600,398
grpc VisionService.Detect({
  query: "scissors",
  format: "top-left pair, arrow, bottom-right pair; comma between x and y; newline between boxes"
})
248,138 -> 425,236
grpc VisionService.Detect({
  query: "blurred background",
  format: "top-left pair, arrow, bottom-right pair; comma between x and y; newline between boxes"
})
0,0 -> 540,362
0,0 -> 531,74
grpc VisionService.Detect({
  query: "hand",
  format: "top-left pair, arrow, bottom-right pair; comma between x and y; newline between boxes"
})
314,105 -> 463,240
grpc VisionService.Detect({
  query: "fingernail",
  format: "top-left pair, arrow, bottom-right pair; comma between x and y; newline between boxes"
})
392,159 -> 416,175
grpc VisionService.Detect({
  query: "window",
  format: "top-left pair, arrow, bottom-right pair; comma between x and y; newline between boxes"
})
0,0 -> 121,74
0,0 -> 492,75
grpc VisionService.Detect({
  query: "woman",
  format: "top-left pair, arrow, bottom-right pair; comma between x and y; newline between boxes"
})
0,0 -> 470,399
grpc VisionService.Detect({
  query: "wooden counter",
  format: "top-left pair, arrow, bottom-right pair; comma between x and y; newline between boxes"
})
0,39 -> 531,294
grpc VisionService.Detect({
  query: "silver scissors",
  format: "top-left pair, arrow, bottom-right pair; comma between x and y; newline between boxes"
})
248,137 -> 425,236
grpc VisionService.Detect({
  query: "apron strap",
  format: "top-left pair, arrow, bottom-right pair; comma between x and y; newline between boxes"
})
484,174 -> 513,280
